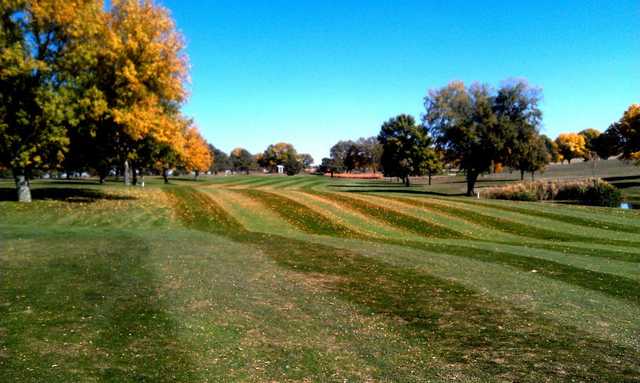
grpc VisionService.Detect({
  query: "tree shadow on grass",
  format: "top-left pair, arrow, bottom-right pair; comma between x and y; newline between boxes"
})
603,174 -> 640,182
0,230 -> 195,382
0,187 -> 137,203
609,181 -> 640,189
342,188 -> 465,197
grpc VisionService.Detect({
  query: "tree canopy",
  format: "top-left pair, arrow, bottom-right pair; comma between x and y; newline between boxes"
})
377,114 -> 437,186
0,0 -> 212,200
555,133 -> 586,164
424,80 -> 543,195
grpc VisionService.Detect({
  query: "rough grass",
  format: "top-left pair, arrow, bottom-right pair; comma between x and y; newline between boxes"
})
1,176 -> 640,382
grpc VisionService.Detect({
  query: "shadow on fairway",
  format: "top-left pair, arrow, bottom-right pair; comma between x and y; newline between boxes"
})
609,181 -> 640,189
342,188 -> 465,197
0,187 -> 136,203
0,230 -> 195,381
603,174 -> 640,182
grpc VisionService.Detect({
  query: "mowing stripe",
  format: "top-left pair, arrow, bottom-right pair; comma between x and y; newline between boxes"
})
375,194 -> 640,248
380,195 -> 620,244
373,195 -> 640,263
456,198 -> 640,235
270,176 -> 318,189
392,239 -> 640,305
164,186 -> 246,235
237,189 -> 364,238
206,188 -> 302,236
282,190 -> 417,238
232,176 -> 292,188
311,191 -> 466,239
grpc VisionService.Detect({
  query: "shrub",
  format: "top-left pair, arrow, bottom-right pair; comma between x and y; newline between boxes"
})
482,178 -> 622,207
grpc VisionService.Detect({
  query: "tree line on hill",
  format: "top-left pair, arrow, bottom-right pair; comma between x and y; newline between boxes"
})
208,143 -> 314,176
319,80 -> 639,195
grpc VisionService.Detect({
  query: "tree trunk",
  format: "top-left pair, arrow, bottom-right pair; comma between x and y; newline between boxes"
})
428,173 -> 432,186
466,171 -> 478,196
520,169 -> 525,181
404,176 -> 410,187
14,173 -> 32,203
132,166 -> 138,186
195,170 -> 199,180
98,168 -> 107,184
162,168 -> 169,184
124,160 -> 131,186
531,171 -> 535,181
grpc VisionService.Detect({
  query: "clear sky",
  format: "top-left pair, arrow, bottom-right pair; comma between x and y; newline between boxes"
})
161,0 -> 639,163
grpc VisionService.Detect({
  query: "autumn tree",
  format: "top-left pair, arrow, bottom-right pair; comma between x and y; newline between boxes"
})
181,125 -> 212,179
70,0 -> 190,185
555,133 -> 586,164
259,142 -> 303,175
0,0 -> 103,201
378,114 -> 435,186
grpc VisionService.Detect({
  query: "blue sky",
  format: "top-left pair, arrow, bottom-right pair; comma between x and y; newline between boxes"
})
162,0 -> 639,163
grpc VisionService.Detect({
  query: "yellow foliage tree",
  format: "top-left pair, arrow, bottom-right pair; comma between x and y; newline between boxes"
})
555,133 -> 586,164
181,125 -> 212,178
85,0 -> 190,184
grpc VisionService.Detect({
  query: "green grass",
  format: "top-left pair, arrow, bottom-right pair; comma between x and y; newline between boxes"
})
1,175 -> 640,382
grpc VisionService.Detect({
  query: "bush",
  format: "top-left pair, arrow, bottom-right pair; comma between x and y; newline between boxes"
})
482,178 -> 622,207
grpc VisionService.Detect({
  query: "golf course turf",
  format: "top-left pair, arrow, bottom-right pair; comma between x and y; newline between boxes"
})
1,175 -> 639,382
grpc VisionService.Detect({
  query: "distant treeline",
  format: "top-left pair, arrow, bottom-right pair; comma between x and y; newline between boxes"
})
318,80 -> 639,195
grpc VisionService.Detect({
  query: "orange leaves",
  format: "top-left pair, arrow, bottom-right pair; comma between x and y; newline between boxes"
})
555,133 -> 586,162
181,125 -> 212,172
103,0 -> 189,144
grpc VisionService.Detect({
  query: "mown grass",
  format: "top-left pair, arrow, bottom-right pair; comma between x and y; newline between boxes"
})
166,184 -> 640,382
2,177 -> 640,382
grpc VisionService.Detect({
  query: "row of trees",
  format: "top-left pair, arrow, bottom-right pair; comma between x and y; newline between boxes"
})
0,0 -> 212,202
322,79 -> 639,195
319,138 -> 383,175
209,143 -> 314,176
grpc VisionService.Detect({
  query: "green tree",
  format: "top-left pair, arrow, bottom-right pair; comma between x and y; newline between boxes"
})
592,126 -> 622,160
419,148 -> 443,185
329,140 -> 354,172
511,134 -> 550,180
541,134 -> 561,163
299,153 -> 314,169
230,148 -> 256,174
209,145 -> 231,174
317,157 -> 341,176
424,80 -> 542,195
424,82 -> 497,195
616,104 -> 640,164
378,114 -> 434,186
579,128 -> 601,161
